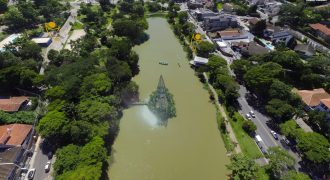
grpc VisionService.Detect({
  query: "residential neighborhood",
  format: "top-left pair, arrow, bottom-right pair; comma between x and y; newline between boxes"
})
0,0 -> 329,179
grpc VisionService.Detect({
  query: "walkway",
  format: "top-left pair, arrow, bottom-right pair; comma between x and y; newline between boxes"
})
203,72 -> 242,153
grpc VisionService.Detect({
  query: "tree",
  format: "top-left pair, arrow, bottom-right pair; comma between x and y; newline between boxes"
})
80,73 -> 112,97
265,99 -> 295,121
178,11 -> 188,24
197,41 -> 215,58
251,20 -> 266,36
268,80 -> 292,100
3,7 -> 27,30
79,136 -> 107,166
37,110 -> 68,139
280,119 -> 301,139
207,55 -> 227,73
226,154 -> 259,180
54,144 -> 81,175
267,147 -> 295,179
244,62 -> 283,95
57,163 -> 103,180
0,0 -> 7,13
242,120 -> 257,134
112,19 -> 145,40
280,170 -> 310,180
45,86 -> 66,101
297,132 -> 330,164
230,59 -> 252,80
77,99 -> 115,123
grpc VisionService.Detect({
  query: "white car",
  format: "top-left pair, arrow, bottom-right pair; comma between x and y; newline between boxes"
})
270,130 -> 279,140
245,113 -> 252,120
45,161 -> 51,172
249,111 -> 255,118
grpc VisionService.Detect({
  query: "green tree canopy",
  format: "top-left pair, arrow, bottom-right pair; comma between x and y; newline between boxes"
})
280,170 -> 310,180
77,99 -> 116,123
267,147 -> 295,178
197,41 -> 215,58
297,132 -> 330,164
37,110 -> 68,139
226,154 -> 259,180
265,99 -> 295,121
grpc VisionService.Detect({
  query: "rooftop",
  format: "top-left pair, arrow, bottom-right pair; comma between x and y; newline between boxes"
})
309,23 -> 330,36
0,124 -> 32,146
294,44 -> 315,54
0,96 -> 29,112
297,88 -> 330,107
320,99 -> 330,108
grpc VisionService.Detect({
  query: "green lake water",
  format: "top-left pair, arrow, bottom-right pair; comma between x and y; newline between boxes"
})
108,17 -> 229,180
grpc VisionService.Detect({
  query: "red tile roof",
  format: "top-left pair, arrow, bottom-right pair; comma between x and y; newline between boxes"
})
297,88 -> 330,107
309,23 -> 330,36
320,99 -> 330,109
0,124 -> 32,146
0,96 -> 29,112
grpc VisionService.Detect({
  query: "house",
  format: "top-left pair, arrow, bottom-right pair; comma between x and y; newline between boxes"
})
263,26 -> 293,46
31,37 -> 52,47
203,15 -> 238,32
0,96 -> 30,113
188,0 -> 203,9
239,41 -> 270,57
216,40 -> 233,57
296,88 -> 330,120
217,29 -> 250,41
194,8 -> 218,21
0,124 -> 33,180
309,23 -> 330,43
0,34 -> 21,52
189,56 -> 208,66
294,44 -> 315,58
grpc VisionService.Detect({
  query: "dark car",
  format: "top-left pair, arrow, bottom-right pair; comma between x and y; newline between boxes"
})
47,152 -> 53,160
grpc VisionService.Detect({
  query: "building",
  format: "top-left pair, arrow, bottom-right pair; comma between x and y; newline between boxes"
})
0,97 -> 30,113
296,88 -> 330,120
189,56 -> 208,66
263,26 -> 293,46
294,44 -> 315,58
261,2 -> 282,17
203,15 -> 238,32
188,0 -> 203,9
194,8 -> 218,21
309,23 -> 330,43
216,40 -> 233,57
236,41 -> 270,57
0,34 -> 21,52
217,30 -> 250,41
0,124 -> 33,180
31,37 -> 52,47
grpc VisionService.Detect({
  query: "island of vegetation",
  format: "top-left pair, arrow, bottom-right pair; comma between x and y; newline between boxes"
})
148,75 -> 176,125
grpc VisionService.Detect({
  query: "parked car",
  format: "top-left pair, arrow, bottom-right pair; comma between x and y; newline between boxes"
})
270,130 -> 278,140
249,111 -> 255,118
47,152 -> 53,160
45,161 -> 51,172
27,168 -> 36,180
245,113 -> 252,120
281,136 -> 290,146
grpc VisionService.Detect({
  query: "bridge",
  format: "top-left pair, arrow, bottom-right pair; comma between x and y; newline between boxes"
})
131,101 -> 148,106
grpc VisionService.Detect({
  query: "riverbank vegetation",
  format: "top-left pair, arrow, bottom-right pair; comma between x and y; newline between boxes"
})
36,0 -> 148,178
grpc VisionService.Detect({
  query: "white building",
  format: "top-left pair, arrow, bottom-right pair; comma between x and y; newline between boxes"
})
0,34 -> 21,51
190,56 -> 208,66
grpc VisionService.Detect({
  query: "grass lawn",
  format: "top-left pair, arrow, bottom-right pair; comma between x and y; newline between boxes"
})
230,112 -> 263,159
72,21 -> 84,30
217,3 -> 223,10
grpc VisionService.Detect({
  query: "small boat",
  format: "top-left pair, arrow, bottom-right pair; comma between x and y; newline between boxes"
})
159,61 -> 168,65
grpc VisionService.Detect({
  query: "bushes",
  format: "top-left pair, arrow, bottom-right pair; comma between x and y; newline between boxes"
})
0,110 -> 35,124
242,121 -> 257,134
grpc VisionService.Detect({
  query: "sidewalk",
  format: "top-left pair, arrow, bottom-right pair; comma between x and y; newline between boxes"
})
203,72 -> 242,153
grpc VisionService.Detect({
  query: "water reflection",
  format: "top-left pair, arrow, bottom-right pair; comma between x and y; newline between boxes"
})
139,105 -> 160,128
